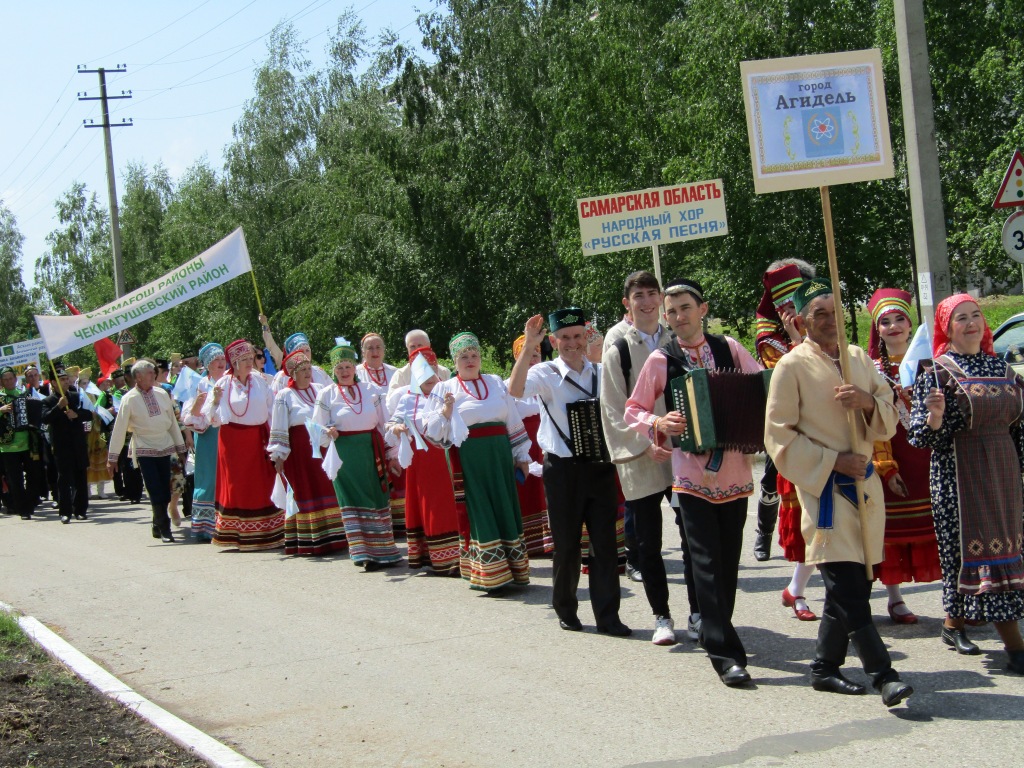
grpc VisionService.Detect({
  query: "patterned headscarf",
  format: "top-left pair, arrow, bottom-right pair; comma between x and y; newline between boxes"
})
512,334 -> 527,360
408,346 -> 438,366
449,332 -> 479,359
198,343 -> 225,369
284,332 -> 311,355
225,339 -> 253,371
329,344 -> 359,366
282,349 -> 312,388
867,288 -> 913,359
932,293 -> 994,358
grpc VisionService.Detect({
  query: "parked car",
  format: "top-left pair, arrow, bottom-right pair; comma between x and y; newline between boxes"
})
992,311 -> 1024,374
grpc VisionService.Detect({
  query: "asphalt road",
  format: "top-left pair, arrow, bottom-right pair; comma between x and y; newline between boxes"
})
2,473 -> 1022,768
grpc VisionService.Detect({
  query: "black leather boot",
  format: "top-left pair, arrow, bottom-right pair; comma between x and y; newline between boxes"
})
810,615 -> 865,695
753,491 -> 779,562
850,625 -> 913,706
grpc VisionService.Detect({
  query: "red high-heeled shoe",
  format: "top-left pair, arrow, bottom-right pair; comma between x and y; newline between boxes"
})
782,587 -> 817,621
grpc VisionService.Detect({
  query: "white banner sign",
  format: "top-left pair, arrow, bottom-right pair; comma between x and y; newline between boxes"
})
34,228 -> 252,358
577,180 -> 728,256
0,338 -> 46,371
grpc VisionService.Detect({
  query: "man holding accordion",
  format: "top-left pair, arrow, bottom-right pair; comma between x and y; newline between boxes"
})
624,278 -> 763,687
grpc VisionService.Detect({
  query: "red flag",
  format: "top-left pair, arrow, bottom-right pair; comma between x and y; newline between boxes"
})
62,299 -> 122,377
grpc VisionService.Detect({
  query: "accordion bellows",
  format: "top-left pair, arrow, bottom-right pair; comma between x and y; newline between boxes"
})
669,368 -> 773,454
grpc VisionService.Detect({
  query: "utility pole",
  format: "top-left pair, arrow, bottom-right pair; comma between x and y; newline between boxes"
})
893,0 -> 951,328
78,65 -> 133,357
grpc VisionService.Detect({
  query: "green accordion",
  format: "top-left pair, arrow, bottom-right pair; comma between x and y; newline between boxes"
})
668,368 -> 773,454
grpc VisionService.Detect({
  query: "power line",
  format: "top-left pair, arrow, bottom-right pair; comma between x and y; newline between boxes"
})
144,102 -> 247,121
0,74 -> 76,180
1,91 -> 87,194
90,0 -> 216,61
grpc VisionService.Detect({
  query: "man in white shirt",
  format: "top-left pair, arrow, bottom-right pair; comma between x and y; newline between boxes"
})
509,308 -> 629,637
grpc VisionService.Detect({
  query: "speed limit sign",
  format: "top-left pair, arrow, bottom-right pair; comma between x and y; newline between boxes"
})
1004,210 -> 1024,265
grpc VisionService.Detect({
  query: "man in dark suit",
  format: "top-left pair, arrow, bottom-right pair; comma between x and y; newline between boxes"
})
41,366 -> 90,524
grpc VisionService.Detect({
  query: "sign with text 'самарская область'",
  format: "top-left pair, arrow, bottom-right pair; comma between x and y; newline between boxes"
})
577,180 -> 728,256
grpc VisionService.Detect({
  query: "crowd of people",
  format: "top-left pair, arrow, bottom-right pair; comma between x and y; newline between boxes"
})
3,264 -> 1023,700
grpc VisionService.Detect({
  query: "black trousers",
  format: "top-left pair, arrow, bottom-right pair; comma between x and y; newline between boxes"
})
760,455 -> 778,496
817,561 -> 874,632
672,504 -> 701,617
1,449 -> 33,517
119,445 -> 143,502
53,445 -> 89,518
678,494 -> 748,673
543,454 -> 621,627
138,455 -> 171,533
631,488 -> 673,617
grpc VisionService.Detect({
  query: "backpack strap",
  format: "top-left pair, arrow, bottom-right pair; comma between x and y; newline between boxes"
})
614,337 -> 632,393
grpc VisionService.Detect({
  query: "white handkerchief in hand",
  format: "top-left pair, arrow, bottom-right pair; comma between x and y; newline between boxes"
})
271,474 -> 288,510
304,418 -> 324,458
397,432 -> 414,469
449,406 -> 469,446
528,461 -> 544,478
321,442 -> 343,480
285,482 -> 299,520
405,417 -> 428,451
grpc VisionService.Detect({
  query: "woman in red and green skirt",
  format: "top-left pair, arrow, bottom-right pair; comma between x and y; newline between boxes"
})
426,332 -> 531,592
314,341 -> 402,570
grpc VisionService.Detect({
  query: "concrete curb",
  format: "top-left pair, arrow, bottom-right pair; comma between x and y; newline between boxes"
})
0,600 -> 262,768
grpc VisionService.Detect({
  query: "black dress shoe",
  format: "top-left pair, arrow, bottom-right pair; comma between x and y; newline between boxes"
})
559,617 -> 583,632
73,512 -> 87,520
152,525 -> 161,539
596,621 -> 632,637
20,514 -> 32,520
719,665 -> 752,687
161,531 -> 175,543
941,626 -> 981,655
811,672 -> 866,695
880,679 -> 913,707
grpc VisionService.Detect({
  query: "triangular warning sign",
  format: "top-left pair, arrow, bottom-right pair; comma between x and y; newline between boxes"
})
115,329 -> 137,346
993,149 -> 1024,209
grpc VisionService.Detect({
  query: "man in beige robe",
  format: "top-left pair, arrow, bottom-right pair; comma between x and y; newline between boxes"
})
765,280 -> 912,707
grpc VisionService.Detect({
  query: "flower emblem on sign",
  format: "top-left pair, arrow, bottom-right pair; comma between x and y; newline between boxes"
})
811,116 -> 835,141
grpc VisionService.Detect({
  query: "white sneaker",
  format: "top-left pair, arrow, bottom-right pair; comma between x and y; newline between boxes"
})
686,613 -> 702,641
652,616 -> 677,646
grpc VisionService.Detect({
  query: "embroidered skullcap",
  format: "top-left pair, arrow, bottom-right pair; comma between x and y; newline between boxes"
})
110,368 -> 125,379
867,288 -> 913,359
284,332 -> 311,355
791,279 -> 832,312
932,294 -> 994,358
198,343 -> 225,368
663,279 -> 704,303
548,308 -> 585,332
449,332 -> 480,359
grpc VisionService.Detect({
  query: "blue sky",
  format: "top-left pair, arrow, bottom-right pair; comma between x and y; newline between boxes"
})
0,1 -> 430,290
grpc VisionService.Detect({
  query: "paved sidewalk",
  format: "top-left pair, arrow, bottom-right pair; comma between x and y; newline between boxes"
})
2,487 -> 1022,767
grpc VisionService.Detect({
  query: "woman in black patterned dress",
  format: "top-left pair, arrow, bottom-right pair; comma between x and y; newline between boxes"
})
908,294 -> 1024,674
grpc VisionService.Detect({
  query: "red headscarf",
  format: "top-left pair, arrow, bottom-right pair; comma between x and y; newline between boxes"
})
408,346 -> 438,366
932,293 -> 994,358
282,349 -> 311,389
867,288 -> 913,359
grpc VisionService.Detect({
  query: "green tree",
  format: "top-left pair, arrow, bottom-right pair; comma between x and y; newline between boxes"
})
0,202 -> 35,341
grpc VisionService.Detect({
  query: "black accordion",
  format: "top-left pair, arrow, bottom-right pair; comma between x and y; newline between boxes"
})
669,368 -> 773,454
0,395 -> 39,445
566,398 -> 610,463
